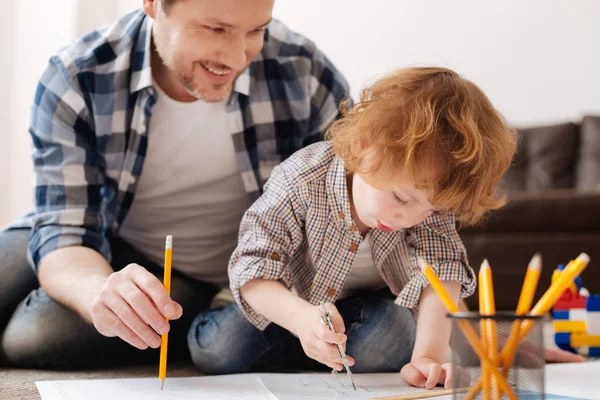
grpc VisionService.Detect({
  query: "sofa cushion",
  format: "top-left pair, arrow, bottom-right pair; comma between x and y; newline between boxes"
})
575,115 -> 600,191
502,122 -> 578,193
459,191 -> 600,233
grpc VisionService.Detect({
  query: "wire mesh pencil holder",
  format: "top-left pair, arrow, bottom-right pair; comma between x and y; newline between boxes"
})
448,312 -> 545,400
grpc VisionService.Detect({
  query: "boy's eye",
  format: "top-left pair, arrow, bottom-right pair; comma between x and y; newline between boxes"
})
393,192 -> 409,205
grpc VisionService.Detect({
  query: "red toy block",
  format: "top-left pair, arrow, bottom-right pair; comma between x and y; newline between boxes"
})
554,291 -> 587,310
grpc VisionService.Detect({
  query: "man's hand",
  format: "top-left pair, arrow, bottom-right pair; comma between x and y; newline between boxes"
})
90,263 -> 183,350
293,303 -> 355,371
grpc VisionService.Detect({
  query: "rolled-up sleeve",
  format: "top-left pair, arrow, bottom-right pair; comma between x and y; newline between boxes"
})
28,57 -> 109,270
395,211 -> 476,309
229,165 -> 306,330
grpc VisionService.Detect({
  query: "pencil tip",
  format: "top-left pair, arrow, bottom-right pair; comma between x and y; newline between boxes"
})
417,257 -> 428,271
160,379 -> 165,390
528,253 -> 542,270
481,259 -> 490,270
579,252 -> 590,265
165,235 -> 173,249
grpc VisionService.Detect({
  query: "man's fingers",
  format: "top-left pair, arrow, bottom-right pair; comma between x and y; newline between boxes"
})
119,281 -> 170,335
107,296 -> 161,348
97,305 -> 148,350
128,264 -> 181,319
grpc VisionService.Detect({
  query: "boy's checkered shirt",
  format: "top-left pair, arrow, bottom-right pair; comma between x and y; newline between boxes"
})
229,141 -> 476,330
8,10 -> 349,269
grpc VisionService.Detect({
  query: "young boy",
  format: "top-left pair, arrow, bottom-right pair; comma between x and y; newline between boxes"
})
187,67 -> 517,389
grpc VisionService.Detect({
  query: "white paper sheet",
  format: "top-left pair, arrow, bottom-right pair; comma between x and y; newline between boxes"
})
37,373 -> 454,400
36,374 -> 276,400
260,373 -> 454,399
545,360 -> 600,399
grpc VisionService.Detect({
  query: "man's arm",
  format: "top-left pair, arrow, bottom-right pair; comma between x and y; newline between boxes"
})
31,58 -> 181,350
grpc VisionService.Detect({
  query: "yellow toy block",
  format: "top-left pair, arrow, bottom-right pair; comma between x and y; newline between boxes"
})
553,320 -> 587,333
571,333 -> 600,347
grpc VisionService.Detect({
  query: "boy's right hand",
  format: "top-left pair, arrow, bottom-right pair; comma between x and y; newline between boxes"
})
294,303 -> 355,371
90,263 -> 183,350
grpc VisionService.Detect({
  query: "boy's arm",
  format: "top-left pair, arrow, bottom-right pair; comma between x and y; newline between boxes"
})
400,282 -> 461,389
229,164 -> 306,330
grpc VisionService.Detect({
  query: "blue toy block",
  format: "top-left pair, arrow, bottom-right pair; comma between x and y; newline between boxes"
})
589,347 -> 600,357
557,264 -> 565,271
553,310 -> 569,320
554,332 -> 576,353
587,295 -> 600,312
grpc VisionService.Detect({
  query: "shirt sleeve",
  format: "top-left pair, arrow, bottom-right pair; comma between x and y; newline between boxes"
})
305,45 -> 351,146
28,57 -> 110,271
228,164 -> 306,330
395,211 -> 476,309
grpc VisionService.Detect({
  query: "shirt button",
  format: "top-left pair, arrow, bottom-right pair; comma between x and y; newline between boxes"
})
350,226 -> 358,232
349,243 -> 359,252
338,211 -> 345,219
327,288 -> 336,297
270,252 -> 281,261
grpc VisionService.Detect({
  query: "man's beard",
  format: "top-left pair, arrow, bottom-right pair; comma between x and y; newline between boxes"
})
178,70 -> 237,103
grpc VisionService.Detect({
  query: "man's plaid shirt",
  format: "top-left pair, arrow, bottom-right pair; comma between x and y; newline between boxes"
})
229,142 -> 476,330
9,10 -> 349,269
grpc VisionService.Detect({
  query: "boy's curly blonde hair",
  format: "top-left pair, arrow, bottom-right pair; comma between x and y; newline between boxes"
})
328,67 -> 517,226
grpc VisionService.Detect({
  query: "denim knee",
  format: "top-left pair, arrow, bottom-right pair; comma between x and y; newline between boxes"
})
188,304 -> 268,375
344,296 -> 416,373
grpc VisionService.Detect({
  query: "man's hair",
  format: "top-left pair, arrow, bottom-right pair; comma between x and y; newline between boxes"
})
327,67 -> 517,226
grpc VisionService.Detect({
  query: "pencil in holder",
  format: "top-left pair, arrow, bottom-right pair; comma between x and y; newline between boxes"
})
448,312 -> 545,400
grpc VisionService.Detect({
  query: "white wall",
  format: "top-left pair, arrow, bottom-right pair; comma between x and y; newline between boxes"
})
273,0 -> 600,127
2,0 -> 599,224
1,1 -> 78,225
0,1 -> 16,226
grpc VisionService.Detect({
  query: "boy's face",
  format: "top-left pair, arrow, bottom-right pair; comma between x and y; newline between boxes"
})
350,170 -> 436,233
145,0 -> 274,102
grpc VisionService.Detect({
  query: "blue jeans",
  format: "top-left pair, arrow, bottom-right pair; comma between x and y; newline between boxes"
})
188,289 -> 416,374
0,228 -> 219,368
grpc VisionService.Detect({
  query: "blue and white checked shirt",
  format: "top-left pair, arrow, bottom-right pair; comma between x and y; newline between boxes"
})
9,10 -> 350,270
229,142 -> 477,330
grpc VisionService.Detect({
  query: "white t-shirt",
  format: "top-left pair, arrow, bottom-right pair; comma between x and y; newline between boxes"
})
338,232 -> 387,299
119,81 -> 251,286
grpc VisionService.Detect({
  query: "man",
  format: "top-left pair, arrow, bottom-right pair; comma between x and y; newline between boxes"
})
0,0 -> 349,368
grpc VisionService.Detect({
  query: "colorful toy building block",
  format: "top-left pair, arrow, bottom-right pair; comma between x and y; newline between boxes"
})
554,291 -> 587,310
555,332 -> 575,353
553,310 -> 569,320
570,332 -> 600,347
587,312 -> 600,335
587,295 -> 600,312
589,347 -> 600,357
553,320 -> 586,333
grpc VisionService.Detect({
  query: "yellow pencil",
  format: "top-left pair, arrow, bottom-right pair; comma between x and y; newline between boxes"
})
159,235 -> 173,390
417,258 -> 517,400
502,253 -> 542,373
499,252 -> 590,363
465,254 -> 542,400
480,260 -> 499,399
478,266 -> 490,400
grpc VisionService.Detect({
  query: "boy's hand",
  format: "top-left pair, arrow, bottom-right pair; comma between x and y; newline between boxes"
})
400,357 -> 454,389
294,303 -> 355,371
